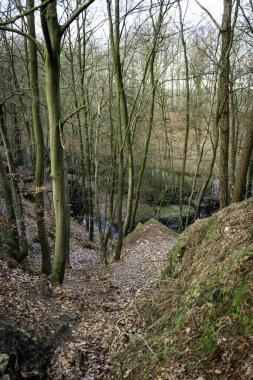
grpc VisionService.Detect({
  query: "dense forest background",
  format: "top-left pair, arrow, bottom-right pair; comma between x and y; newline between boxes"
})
0,0 -> 253,283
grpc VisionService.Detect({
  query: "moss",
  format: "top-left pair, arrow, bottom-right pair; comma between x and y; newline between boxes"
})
220,245 -> 253,274
197,215 -> 220,244
195,325 -> 217,358
239,314 -> 253,334
144,218 -> 160,226
246,223 -> 253,236
162,234 -> 187,278
191,288 -> 201,299
179,358 -> 198,370
157,347 -> 176,363
82,240 -> 96,250
123,235 -> 131,244
195,278 -> 252,352
159,205 -> 190,218
174,310 -> 188,329
231,279 -> 249,316
162,306 -> 188,333
134,223 -> 143,231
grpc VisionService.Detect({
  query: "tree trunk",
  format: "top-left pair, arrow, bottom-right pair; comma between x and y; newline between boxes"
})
46,58 -> 69,283
0,151 -> 20,260
219,0 -> 232,208
41,1 -> 70,283
130,53 -> 156,232
106,0 -> 124,261
178,0 -> 190,233
0,103 -> 28,260
232,109 -> 253,202
246,154 -> 253,198
27,0 -> 51,275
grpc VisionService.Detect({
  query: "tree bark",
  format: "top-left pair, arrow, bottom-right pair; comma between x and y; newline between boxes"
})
0,151 -> 20,259
178,0 -> 190,233
41,1 -> 69,283
27,0 -> 51,275
0,103 -> 28,260
219,0 -> 232,208
106,0 -> 124,261
232,109 -> 253,202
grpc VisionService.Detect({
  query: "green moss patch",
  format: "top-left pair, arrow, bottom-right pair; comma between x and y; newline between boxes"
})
159,204 -> 192,218
161,233 -> 187,277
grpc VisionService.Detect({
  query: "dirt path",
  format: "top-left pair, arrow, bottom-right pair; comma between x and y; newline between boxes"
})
48,222 -> 177,379
0,220 -> 177,379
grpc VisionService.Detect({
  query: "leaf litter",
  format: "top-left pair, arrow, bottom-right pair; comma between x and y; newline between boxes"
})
0,203 -> 177,379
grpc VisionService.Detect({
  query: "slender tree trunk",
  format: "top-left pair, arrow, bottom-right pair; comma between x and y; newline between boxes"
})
107,0 -> 124,261
130,54 -> 156,232
46,57 -> 69,283
78,14 -> 94,241
194,57 -> 220,220
178,0 -> 190,233
27,0 -> 51,275
219,0 -> 232,208
0,103 -> 28,260
232,108 -> 253,202
246,154 -> 253,198
94,91 -> 109,264
230,85 -> 237,190
127,1 -> 167,234
2,31 -> 32,162
185,130 -> 209,227
123,138 -> 134,237
41,1 -> 70,283
0,151 -> 20,260
69,25 -> 86,186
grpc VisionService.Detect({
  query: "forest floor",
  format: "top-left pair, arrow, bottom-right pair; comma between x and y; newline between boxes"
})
0,200 -> 178,379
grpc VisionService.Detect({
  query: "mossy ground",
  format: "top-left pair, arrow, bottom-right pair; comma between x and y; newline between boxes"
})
117,197 -> 253,379
159,204 -> 192,218
136,203 -> 193,223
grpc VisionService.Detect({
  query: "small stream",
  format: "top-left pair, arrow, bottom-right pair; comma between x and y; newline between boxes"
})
159,198 -> 219,232
83,217 -> 119,239
70,173 -> 220,238
82,197 -> 219,239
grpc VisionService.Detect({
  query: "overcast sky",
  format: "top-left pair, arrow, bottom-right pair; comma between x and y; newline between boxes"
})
187,0 -> 223,24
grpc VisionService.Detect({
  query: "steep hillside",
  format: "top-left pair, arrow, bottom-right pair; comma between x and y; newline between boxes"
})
118,198 -> 253,379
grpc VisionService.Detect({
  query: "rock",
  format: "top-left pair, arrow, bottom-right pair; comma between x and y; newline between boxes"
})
0,354 -> 9,376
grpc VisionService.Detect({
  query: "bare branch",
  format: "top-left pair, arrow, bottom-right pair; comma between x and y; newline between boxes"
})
239,3 -> 253,35
195,0 -> 222,30
60,104 -> 87,127
0,26 -> 44,57
0,0 -> 54,26
0,92 -> 26,106
60,0 -> 96,36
